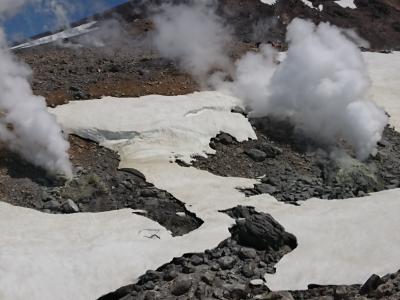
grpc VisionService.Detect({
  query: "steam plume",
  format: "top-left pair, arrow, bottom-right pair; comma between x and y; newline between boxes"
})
264,19 -> 388,159
152,0 -> 232,86
0,30 -> 72,177
152,1 -> 388,160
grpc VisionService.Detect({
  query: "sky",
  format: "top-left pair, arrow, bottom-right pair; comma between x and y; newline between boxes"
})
2,0 -> 129,42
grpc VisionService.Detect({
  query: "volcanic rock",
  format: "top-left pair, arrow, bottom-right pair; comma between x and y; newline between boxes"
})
231,212 -> 297,251
171,275 -> 192,296
359,274 -> 384,295
246,149 -> 267,162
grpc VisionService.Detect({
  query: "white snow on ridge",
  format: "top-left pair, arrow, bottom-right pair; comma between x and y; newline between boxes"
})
336,0 -> 356,9
11,21 -> 97,50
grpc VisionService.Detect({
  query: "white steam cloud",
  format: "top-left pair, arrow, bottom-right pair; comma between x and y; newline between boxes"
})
152,1 -> 232,85
264,19 -> 388,159
152,2 -> 388,160
0,30 -> 72,177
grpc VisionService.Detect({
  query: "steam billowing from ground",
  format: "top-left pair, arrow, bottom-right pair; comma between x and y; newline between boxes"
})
264,19 -> 388,159
0,30 -> 72,177
152,2 -> 388,160
152,1 -> 232,86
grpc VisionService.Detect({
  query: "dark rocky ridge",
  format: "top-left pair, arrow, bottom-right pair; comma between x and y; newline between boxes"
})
193,118 -> 400,202
0,135 -> 202,236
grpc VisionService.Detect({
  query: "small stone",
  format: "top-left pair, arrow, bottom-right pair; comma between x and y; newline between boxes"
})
201,271 -> 215,285
41,192 -> 55,202
190,255 -> 204,266
210,263 -> 220,271
250,279 -> 265,286
218,133 -> 234,145
242,263 -> 256,278
256,184 -> 277,194
335,286 -> 349,299
43,200 -> 61,210
239,247 -> 257,260
218,256 -> 236,270
143,281 -> 155,290
140,189 -> 158,197
171,276 -> 192,296
163,270 -> 178,281
62,199 -> 80,213
245,149 -> 267,162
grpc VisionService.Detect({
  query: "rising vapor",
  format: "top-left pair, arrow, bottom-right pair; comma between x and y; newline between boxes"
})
152,1 -> 388,160
0,2 -> 72,177
152,0 -> 232,86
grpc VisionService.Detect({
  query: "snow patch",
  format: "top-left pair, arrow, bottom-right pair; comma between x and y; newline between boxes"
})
365,52 -> 400,130
336,0 -> 356,9
52,91 -> 257,164
11,21 -> 97,50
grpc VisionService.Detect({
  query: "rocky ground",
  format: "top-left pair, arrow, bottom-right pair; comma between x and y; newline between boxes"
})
193,118 -> 400,202
0,135 -> 202,236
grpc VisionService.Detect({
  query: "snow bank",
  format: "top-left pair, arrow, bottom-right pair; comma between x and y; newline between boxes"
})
263,189 -> 400,289
52,91 -> 257,164
365,52 -> 400,130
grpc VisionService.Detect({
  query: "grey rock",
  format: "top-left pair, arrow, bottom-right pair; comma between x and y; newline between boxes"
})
143,281 -> 155,290
250,279 -> 265,286
256,184 -> 277,194
43,200 -> 61,210
360,274 -> 384,295
239,247 -> 257,260
218,133 -> 234,145
140,189 -> 158,198
232,212 -> 297,250
241,263 -> 256,278
163,270 -> 178,281
62,199 -> 80,213
41,192 -> 56,202
201,271 -> 215,285
218,256 -> 236,270
171,276 -> 192,296
245,149 -> 267,162
190,255 -> 204,266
